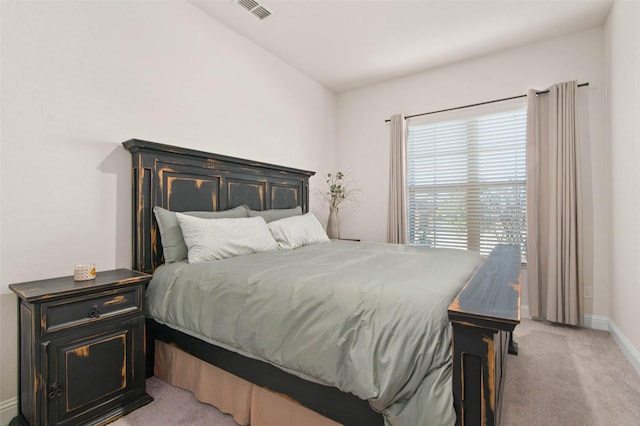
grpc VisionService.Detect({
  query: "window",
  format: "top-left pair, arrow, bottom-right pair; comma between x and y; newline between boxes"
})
406,100 -> 527,258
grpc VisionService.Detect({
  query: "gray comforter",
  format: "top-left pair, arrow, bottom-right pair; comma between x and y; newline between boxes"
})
146,240 -> 483,425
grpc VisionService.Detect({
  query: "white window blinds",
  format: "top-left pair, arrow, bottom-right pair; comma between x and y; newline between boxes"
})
407,100 -> 527,258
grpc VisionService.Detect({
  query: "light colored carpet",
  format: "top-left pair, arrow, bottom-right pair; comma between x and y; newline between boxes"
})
111,376 -> 238,425
501,318 -> 640,425
112,319 -> 640,425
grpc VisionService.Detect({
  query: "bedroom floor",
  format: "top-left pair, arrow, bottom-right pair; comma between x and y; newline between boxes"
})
501,318 -> 640,425
111,376 -> 237,426
111,319 -> 640,426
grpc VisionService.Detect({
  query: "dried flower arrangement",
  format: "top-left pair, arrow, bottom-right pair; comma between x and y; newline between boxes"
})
322,171 -> 358,209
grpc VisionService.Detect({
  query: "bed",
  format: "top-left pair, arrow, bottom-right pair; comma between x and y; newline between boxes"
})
123,139 -> 521,426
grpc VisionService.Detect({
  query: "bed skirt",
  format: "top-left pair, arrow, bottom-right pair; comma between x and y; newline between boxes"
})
154,340 -> 341,426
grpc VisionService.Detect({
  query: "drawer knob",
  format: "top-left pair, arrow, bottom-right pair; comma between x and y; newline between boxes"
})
48,383 -> 63,399
88,304 -> 102,319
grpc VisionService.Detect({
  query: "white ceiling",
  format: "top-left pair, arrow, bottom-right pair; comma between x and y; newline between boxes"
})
192,0 -> 613,93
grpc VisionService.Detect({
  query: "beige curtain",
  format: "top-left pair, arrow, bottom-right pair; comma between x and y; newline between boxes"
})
527,81 -> 583,326
387,114 -> 408,244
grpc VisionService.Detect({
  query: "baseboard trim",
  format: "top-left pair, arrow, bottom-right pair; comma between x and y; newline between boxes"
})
520,305 -> 530,320
0,397 -> 17,426
609,319 -> 640,376
583,313 -> 609,331
519,305 -> 608,330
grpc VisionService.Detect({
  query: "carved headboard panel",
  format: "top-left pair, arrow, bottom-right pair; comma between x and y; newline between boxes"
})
123,139 -> 315,273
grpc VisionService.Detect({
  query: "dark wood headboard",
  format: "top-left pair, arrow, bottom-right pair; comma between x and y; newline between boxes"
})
123,139 -> 315,273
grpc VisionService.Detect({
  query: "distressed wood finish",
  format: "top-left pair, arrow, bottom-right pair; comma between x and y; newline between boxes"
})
448,245 -> 521,426
9,269 -> 153,426
124,139 -> 521,426
123,139 -> 314,274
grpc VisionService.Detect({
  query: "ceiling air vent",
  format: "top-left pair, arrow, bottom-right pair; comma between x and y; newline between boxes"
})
237,0 -> 272,20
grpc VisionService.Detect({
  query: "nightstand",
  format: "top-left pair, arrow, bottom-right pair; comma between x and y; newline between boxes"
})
9,269 -> 153,426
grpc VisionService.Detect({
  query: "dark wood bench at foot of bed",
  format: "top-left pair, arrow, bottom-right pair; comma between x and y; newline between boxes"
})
448,244 -> 521,426
124,138 -> 521,426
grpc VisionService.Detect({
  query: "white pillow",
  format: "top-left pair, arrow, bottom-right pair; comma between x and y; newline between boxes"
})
268,213 -> 330,250
176,214 -> 279,263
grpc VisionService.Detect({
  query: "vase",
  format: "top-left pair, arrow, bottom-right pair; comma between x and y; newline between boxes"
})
327,206 -> 340,239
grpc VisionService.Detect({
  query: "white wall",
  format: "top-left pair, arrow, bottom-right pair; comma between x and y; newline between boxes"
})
605,0 -> 640,370
336,28 -> 609,318
0,0 -> 337,414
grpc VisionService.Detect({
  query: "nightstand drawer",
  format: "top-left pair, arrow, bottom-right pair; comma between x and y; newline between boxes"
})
42,285 -> 142,333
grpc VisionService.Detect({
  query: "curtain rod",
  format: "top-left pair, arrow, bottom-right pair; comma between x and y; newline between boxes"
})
384,82 -> 589,123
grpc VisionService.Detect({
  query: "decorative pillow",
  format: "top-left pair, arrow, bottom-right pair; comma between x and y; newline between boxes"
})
153,205 -> 250,263
248,206 -> 302,223
268,213 -> 330,250
176,214 -> 279,263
